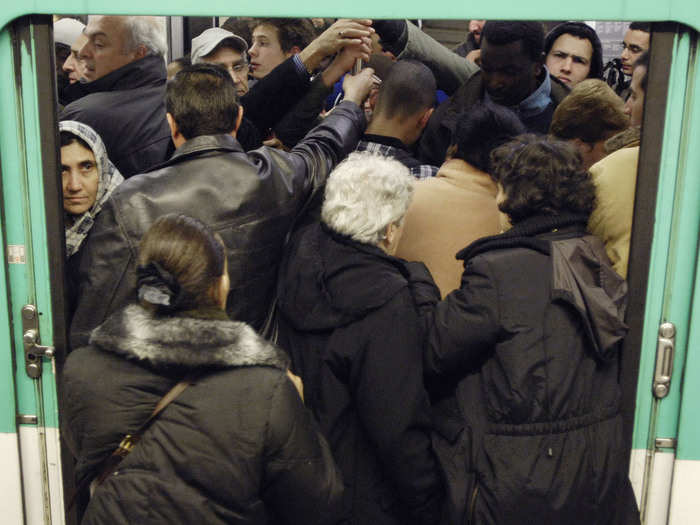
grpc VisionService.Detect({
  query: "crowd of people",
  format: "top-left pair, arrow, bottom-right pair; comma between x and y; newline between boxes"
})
54,14 -> 649,524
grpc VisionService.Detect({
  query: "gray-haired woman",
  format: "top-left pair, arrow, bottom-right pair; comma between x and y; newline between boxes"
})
276,152 -> 444,525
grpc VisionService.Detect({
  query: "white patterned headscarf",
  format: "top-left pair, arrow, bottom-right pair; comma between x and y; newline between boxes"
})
60,121 -> 124,258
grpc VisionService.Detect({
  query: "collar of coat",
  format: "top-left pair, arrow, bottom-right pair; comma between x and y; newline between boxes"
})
89,304 -> 289,371
456,213 -> 589,261
147,134 -> 245,171
442,71 -> 569,133
62,54 -> 167,104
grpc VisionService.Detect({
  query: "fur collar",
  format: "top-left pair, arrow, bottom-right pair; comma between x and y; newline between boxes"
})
89,304 -> 289,371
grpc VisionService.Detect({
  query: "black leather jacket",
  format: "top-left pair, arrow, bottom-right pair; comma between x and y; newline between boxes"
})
69,101 -> 365,349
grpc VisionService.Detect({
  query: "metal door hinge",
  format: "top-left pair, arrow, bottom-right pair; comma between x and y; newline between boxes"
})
652,322 -> 675,399
21,304 -> 54,379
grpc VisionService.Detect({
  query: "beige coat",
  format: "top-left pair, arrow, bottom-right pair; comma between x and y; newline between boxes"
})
396,159 -> 500,297
588,146 -> 639,278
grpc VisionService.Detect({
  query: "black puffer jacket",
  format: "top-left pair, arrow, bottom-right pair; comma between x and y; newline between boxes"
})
424,215 -> 640,525
276,223 -> 444,525
69,101 -> 365,349
61,305 -> 343,525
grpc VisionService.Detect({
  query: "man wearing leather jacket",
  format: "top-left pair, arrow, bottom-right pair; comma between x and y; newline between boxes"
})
69,63 -> 375,350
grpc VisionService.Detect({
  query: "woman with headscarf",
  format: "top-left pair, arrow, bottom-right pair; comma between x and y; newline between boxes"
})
61,213 -> 343,524
60,120 -> 124,317
60,120 -> 123,258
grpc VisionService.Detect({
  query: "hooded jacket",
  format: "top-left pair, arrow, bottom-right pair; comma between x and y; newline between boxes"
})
69,101 -> 365,350
424,215 -> 639,525
276,223 -> 444,525
61,305 -> 343,525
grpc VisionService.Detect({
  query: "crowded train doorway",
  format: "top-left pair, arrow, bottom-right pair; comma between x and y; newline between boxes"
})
0,6 -> 699,525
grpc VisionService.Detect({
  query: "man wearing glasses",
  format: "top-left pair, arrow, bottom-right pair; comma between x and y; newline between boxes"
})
192,27 -> 250,97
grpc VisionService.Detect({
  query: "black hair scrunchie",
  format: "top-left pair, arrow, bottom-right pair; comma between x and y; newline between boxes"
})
136,261 -> 186,311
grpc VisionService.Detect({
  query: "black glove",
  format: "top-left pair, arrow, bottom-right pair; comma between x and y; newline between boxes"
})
373,19 -> 408,56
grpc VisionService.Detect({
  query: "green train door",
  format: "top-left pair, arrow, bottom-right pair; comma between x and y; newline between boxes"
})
0,15 -> 68,525
620,23 -> 700,525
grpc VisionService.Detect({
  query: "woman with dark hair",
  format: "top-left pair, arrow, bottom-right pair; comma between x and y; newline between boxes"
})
425,136 -> 640,524
61,213 -> 343,525
60,120 -> 123,259
545,21 -> 604,86
60,120 -> 123,320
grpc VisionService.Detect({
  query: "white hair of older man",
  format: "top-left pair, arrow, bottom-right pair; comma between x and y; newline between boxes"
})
88,15 -> 168,57
124,16 -> 167,57
321,152 -> 414,246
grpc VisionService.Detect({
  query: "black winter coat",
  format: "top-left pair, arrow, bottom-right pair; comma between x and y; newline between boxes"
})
60,55 -> 173,178
276,223 -> 444,525
424,215 -> 640,525
69,101 -> 365,350
61,305 -> 343,525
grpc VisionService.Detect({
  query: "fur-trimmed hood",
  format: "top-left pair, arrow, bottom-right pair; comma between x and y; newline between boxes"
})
89,304 -> 289,371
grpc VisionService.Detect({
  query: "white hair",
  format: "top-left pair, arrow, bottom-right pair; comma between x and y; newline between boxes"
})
123,16 -> 167,57
321,152 -> 414,246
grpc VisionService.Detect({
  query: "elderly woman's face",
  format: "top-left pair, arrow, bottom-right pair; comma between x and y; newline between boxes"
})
61,141 -> 99,215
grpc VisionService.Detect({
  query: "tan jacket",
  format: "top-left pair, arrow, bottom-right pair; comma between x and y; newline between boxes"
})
588,146 -> 639,278
396,159 -> 500,297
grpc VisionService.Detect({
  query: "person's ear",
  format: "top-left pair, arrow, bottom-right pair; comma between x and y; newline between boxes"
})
534,59 -> 543,78
166,112 -> 185,148
368,88 -> 380,111
210,273 -> 229,310
134,44 -> 148,60
287,45 -> 302,58
230,105 -> 244,137
571,137 -> 593,154
418,107 -> 434,130
384,222 -> 398,246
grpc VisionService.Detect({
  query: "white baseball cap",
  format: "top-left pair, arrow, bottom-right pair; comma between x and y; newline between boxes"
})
191,27 -> 248,64
54,18 -> 85,47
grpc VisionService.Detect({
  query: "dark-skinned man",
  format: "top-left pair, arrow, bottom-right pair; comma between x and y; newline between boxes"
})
375,20 -> 569,166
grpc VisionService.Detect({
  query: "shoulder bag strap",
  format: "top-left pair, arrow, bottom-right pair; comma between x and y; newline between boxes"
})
66,374 -> 197,511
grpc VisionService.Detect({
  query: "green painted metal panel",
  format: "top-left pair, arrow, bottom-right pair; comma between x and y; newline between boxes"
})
630,31 -> 695,452
0,22 -> 59,431
0,26 -> 38,426
676,244 -> 700,460
631,29 -> 700,454
654,32 -> 700,441
0,213 -> 18,434
19,20 -> 60,430
0,1 -> 699,32
673,62 -> 700,463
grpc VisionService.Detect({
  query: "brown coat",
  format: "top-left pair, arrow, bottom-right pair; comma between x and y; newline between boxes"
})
396,159 -> 500,297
